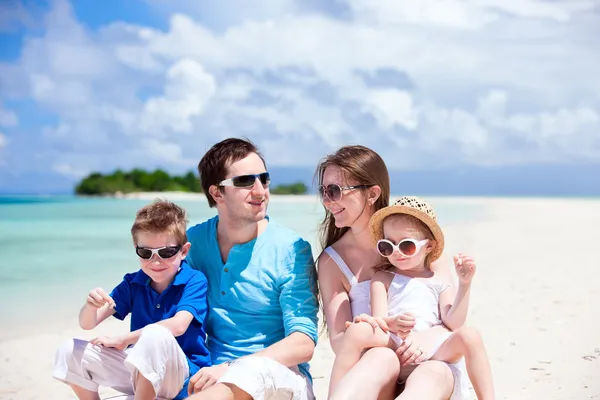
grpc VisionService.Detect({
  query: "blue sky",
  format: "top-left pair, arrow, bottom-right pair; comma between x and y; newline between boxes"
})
1,0 -> 599,194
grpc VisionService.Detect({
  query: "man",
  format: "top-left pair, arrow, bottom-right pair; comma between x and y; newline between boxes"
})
185,138 -> 319,400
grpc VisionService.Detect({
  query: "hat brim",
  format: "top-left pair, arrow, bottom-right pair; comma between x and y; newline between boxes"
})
369,205 -> 445,262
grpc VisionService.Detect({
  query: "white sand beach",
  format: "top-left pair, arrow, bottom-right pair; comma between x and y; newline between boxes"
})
1,197 -> 599,400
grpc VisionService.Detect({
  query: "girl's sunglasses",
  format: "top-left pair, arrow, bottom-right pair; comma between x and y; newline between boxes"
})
136,245 -> 181,260
219,172 -> 271,188
318,183 -> 373,202
376,238 -> 429,258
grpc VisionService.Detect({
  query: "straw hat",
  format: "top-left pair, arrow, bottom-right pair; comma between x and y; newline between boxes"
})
369,196 -> 445,262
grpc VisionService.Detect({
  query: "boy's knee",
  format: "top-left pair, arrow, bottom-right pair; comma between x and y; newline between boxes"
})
139,324 -> 173,346
55,338 -> 83,360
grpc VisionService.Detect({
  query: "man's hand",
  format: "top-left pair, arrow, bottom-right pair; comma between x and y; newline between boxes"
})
87,288 -> 115,309
187,363 -> 230,395
90,335 -> 127,351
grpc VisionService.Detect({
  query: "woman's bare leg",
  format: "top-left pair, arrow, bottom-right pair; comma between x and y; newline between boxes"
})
431,326 -> 494,399
396,360 -> 454,400
329,347 -> 400,400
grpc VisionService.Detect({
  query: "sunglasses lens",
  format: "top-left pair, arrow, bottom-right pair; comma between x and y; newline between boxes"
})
377,241 -> 394,257
232,175 -> 256,187
158,246 -> 180,259
136,248 -> 153,259
326,185 -> 342,201
258,172 -> 270,185
399,240 -> 417,256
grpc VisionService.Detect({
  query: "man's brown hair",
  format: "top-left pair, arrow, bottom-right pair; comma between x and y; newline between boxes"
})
197,138 -> 266,208
131,199 -> 188,244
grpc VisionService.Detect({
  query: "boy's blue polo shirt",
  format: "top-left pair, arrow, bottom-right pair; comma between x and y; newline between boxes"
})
186,216 -> 319,381
110,260 -> 211,399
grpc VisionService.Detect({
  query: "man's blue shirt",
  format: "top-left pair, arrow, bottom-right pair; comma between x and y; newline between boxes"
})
186,216 -> 319,380
110,260 -> 211,399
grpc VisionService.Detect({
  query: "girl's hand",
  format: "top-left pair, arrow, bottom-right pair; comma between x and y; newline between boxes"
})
386,312 -> 416,338
454,253 -> 476,285
91,335 -> 127,351
345,313 -> 389,332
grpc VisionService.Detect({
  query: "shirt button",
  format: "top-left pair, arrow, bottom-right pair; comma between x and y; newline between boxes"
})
224,268 -> 229,272
156,304 -> 160,309
221,291 -> 225,296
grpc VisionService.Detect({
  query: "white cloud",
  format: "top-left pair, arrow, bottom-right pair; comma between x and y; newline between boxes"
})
0,105 -> 18,127
52,163 -> 88,178
364,89 -> 418,130
1,0 -> 599,180
0,132 -> 6,148
139,59 -> 217,135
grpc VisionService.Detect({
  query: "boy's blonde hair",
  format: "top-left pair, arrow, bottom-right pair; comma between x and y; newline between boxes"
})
131,199 -> 188,245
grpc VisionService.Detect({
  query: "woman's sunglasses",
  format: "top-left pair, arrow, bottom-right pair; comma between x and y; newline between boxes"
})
136,245 -> 182,260
318,183 -> 373,202
219,172 -> 271,188
376,238 -> 429,258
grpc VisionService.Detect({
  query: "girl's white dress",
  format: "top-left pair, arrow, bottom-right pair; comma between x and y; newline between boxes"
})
325,246 -> 472,399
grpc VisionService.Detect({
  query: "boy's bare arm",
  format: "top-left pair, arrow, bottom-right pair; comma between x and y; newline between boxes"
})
79,287 -> 116,330
112,310 -> 195,348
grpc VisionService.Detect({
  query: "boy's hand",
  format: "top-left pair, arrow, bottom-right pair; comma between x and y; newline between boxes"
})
90,335 -> 127,351
454,253 -> 476,285
87,288 -> 116,309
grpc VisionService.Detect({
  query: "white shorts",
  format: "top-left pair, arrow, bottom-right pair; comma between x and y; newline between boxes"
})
53,324 -> 189,399
219,356 -> 315,400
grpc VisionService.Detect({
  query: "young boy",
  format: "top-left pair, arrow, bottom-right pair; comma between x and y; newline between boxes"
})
53,199 -> 211,400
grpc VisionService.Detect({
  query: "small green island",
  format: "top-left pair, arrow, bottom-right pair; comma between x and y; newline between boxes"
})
75,169 -> 308,195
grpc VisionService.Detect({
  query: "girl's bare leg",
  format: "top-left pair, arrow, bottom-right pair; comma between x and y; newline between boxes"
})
396,360 -> 454,400
431,326 -> 495,400
329,322 -> 395,398
330,346 -> 400,400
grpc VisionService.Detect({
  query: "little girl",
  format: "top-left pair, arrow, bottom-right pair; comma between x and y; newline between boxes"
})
328,196 -> 494,400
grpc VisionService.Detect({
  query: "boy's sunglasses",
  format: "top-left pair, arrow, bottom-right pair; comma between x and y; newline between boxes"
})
376,238 -> 429,258
136,245 -> 181,260
318,184 -> 373,202
219,172 -> 271,188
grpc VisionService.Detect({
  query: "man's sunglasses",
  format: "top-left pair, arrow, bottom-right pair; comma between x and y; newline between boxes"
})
135,245 -> 181,260
376,238 -> 429,258
219,172 -> 271,188
318,183 -> 373,202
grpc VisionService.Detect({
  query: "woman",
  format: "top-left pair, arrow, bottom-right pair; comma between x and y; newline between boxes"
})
316,145 -> 457,400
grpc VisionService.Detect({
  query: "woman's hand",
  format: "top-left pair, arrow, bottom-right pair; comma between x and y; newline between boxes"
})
395,326 -> 449,366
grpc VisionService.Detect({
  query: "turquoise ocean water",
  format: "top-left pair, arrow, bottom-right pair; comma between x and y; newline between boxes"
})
0,195 -> 481,341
